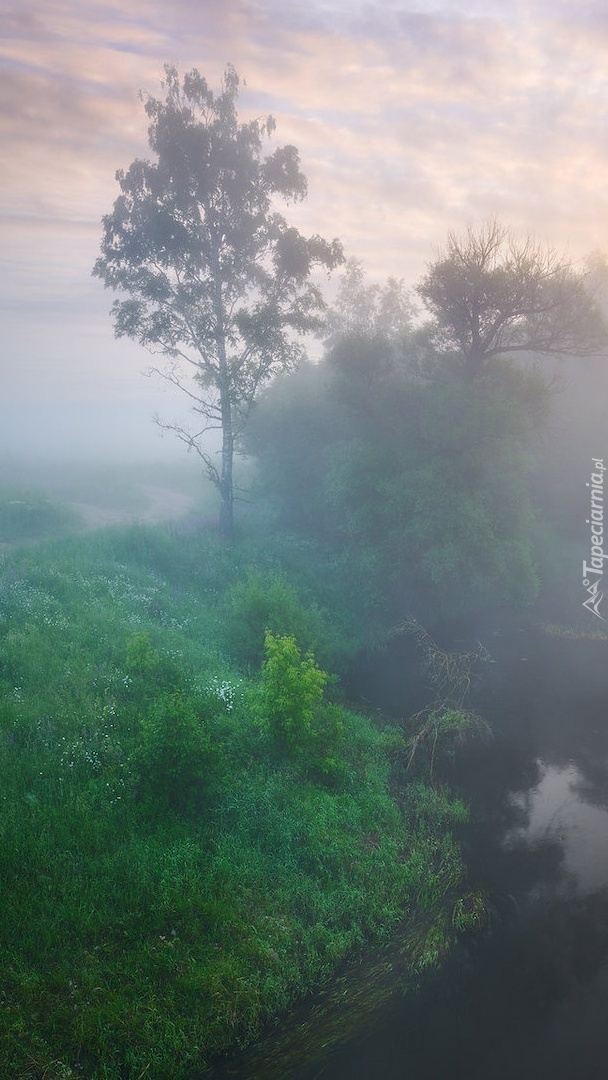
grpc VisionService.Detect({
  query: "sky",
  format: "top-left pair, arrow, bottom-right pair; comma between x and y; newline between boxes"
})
2,0 -> 608,460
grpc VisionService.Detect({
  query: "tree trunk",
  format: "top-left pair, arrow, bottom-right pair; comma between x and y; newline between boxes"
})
219,408 -> 234,541
465,345 -> 484,380
214,267 -> 234,541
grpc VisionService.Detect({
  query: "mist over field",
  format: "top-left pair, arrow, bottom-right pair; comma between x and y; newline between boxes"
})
5,3 -> 608,1079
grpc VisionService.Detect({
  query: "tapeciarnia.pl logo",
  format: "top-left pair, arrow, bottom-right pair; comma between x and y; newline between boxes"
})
582,457 -> 606,620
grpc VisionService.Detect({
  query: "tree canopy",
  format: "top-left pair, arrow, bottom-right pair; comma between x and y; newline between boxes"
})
247,322 -> 549,625
417,221 -> 607,379
93,64 -> 343,538
325,257 -> 416,345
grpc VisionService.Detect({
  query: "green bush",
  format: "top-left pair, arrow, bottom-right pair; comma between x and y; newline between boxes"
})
222,569 -> 333,668
132,691 -> 213,814
123,630 -> 182,702
125,629 -> 161,672
259,632 -> 345,774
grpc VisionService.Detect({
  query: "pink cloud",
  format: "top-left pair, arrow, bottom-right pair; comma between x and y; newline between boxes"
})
4,0 -> 608,456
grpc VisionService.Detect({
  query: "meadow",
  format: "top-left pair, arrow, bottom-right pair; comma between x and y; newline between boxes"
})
0,467 -> 475,1079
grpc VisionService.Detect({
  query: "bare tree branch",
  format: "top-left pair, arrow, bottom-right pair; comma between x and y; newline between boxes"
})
417,221 -> 608,379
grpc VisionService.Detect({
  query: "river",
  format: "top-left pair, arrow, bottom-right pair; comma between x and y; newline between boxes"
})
206,613 -> 608,1079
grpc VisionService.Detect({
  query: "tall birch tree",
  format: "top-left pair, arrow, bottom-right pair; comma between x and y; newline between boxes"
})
94,65 -> 342,538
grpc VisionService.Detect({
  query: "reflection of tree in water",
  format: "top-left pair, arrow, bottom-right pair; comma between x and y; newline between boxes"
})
445,732 -> 567,902
571,769 -> 608,812
565,719 -> 608,813
439,632 -> 608,1078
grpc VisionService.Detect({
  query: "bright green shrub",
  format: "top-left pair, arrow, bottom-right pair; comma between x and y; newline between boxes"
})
125,630 -> 161,672
259,632 -> 344,774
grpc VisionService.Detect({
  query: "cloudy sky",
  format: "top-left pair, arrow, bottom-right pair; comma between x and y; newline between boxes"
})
2,0 -> 608,459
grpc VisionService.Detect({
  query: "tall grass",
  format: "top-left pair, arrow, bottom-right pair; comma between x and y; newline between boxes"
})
0,523 -> 473,1078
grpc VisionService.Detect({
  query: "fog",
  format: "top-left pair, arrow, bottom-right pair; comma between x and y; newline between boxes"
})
5,4 -> 608,1079
1,294 -> 216,463
5,0 -> 608,479
0,401 -> 184,463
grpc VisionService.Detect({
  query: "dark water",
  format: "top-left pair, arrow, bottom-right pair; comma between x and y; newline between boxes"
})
288,618 -> 608,1080
211,617 -> 608,1080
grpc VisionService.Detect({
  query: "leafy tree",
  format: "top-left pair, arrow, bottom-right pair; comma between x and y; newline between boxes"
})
417,221 -> 607,380
250,230 -> 595,622
326,257 -> 416,345
249,336 -> 549,622
326,365 -> 545,615
246,359 -> 339,537
93,65 -> 343,538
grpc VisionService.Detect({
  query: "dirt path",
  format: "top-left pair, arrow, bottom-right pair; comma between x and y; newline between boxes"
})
67,485 -> 196,531
0,484 -> 205,557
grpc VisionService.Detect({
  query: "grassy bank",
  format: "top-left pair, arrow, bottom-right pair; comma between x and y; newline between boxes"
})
0,511 -> 475,1078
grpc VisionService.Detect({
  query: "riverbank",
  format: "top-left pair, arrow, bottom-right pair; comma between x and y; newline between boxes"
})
0,502 -> 478,1079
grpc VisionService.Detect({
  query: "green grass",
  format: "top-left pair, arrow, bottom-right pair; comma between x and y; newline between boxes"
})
0,522 -> 474,1079
0,486 -> 81,542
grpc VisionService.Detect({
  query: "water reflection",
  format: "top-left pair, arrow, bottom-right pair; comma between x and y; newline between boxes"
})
507,761 -> 608,893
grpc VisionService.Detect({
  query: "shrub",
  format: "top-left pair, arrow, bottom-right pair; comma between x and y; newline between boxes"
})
125,630 -> 161,672
124,631 -> 182,700
259,632 -> 344,774
222,569 -> 333,669
405,707 -> 491,781
132,691 -> 213,814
